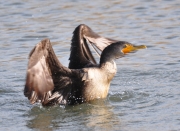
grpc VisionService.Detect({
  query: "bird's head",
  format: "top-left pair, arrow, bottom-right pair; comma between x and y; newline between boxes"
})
100,41 -> 146,65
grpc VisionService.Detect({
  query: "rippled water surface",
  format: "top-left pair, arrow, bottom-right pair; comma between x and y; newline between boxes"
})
0,0 -> 180,131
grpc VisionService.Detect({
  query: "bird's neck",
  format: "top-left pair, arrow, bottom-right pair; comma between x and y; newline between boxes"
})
100,51 -> 116,67
99,46 -> 119,80
99,42 -> 123,67
100,60 -> 117,82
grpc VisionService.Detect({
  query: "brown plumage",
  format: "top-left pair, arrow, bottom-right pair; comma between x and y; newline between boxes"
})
24,24 -> 146,106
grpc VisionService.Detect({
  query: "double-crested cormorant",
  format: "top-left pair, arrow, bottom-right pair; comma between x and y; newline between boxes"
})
24,24 -> 146,106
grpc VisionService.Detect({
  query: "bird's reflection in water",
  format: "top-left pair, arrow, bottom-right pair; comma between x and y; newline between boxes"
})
26,99 -> 121,130
82,100 -> 121,130
26,105 -> 56,131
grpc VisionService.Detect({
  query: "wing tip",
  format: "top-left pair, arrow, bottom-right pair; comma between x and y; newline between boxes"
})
28,38 -> 51,58
41,38 -> 50,44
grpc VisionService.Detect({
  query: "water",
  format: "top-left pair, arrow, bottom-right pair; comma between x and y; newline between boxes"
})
0,0 -> 180,130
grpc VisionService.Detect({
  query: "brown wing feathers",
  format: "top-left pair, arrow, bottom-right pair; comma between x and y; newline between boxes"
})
24,39 -> 55,104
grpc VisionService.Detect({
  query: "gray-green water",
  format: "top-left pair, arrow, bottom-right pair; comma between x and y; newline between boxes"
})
0,0 -> 180,131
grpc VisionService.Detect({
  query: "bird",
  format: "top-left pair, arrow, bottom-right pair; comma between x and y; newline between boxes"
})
24,24 -> 146,106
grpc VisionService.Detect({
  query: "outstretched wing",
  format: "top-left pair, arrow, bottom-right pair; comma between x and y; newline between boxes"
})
24,39 -> 75,105
69,24 -> 118,69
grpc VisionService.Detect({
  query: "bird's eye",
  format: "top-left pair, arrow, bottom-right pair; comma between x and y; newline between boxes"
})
123,44 -> 127,48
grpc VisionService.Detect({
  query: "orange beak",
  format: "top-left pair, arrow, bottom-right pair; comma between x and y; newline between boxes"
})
121,44 -> 146,54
